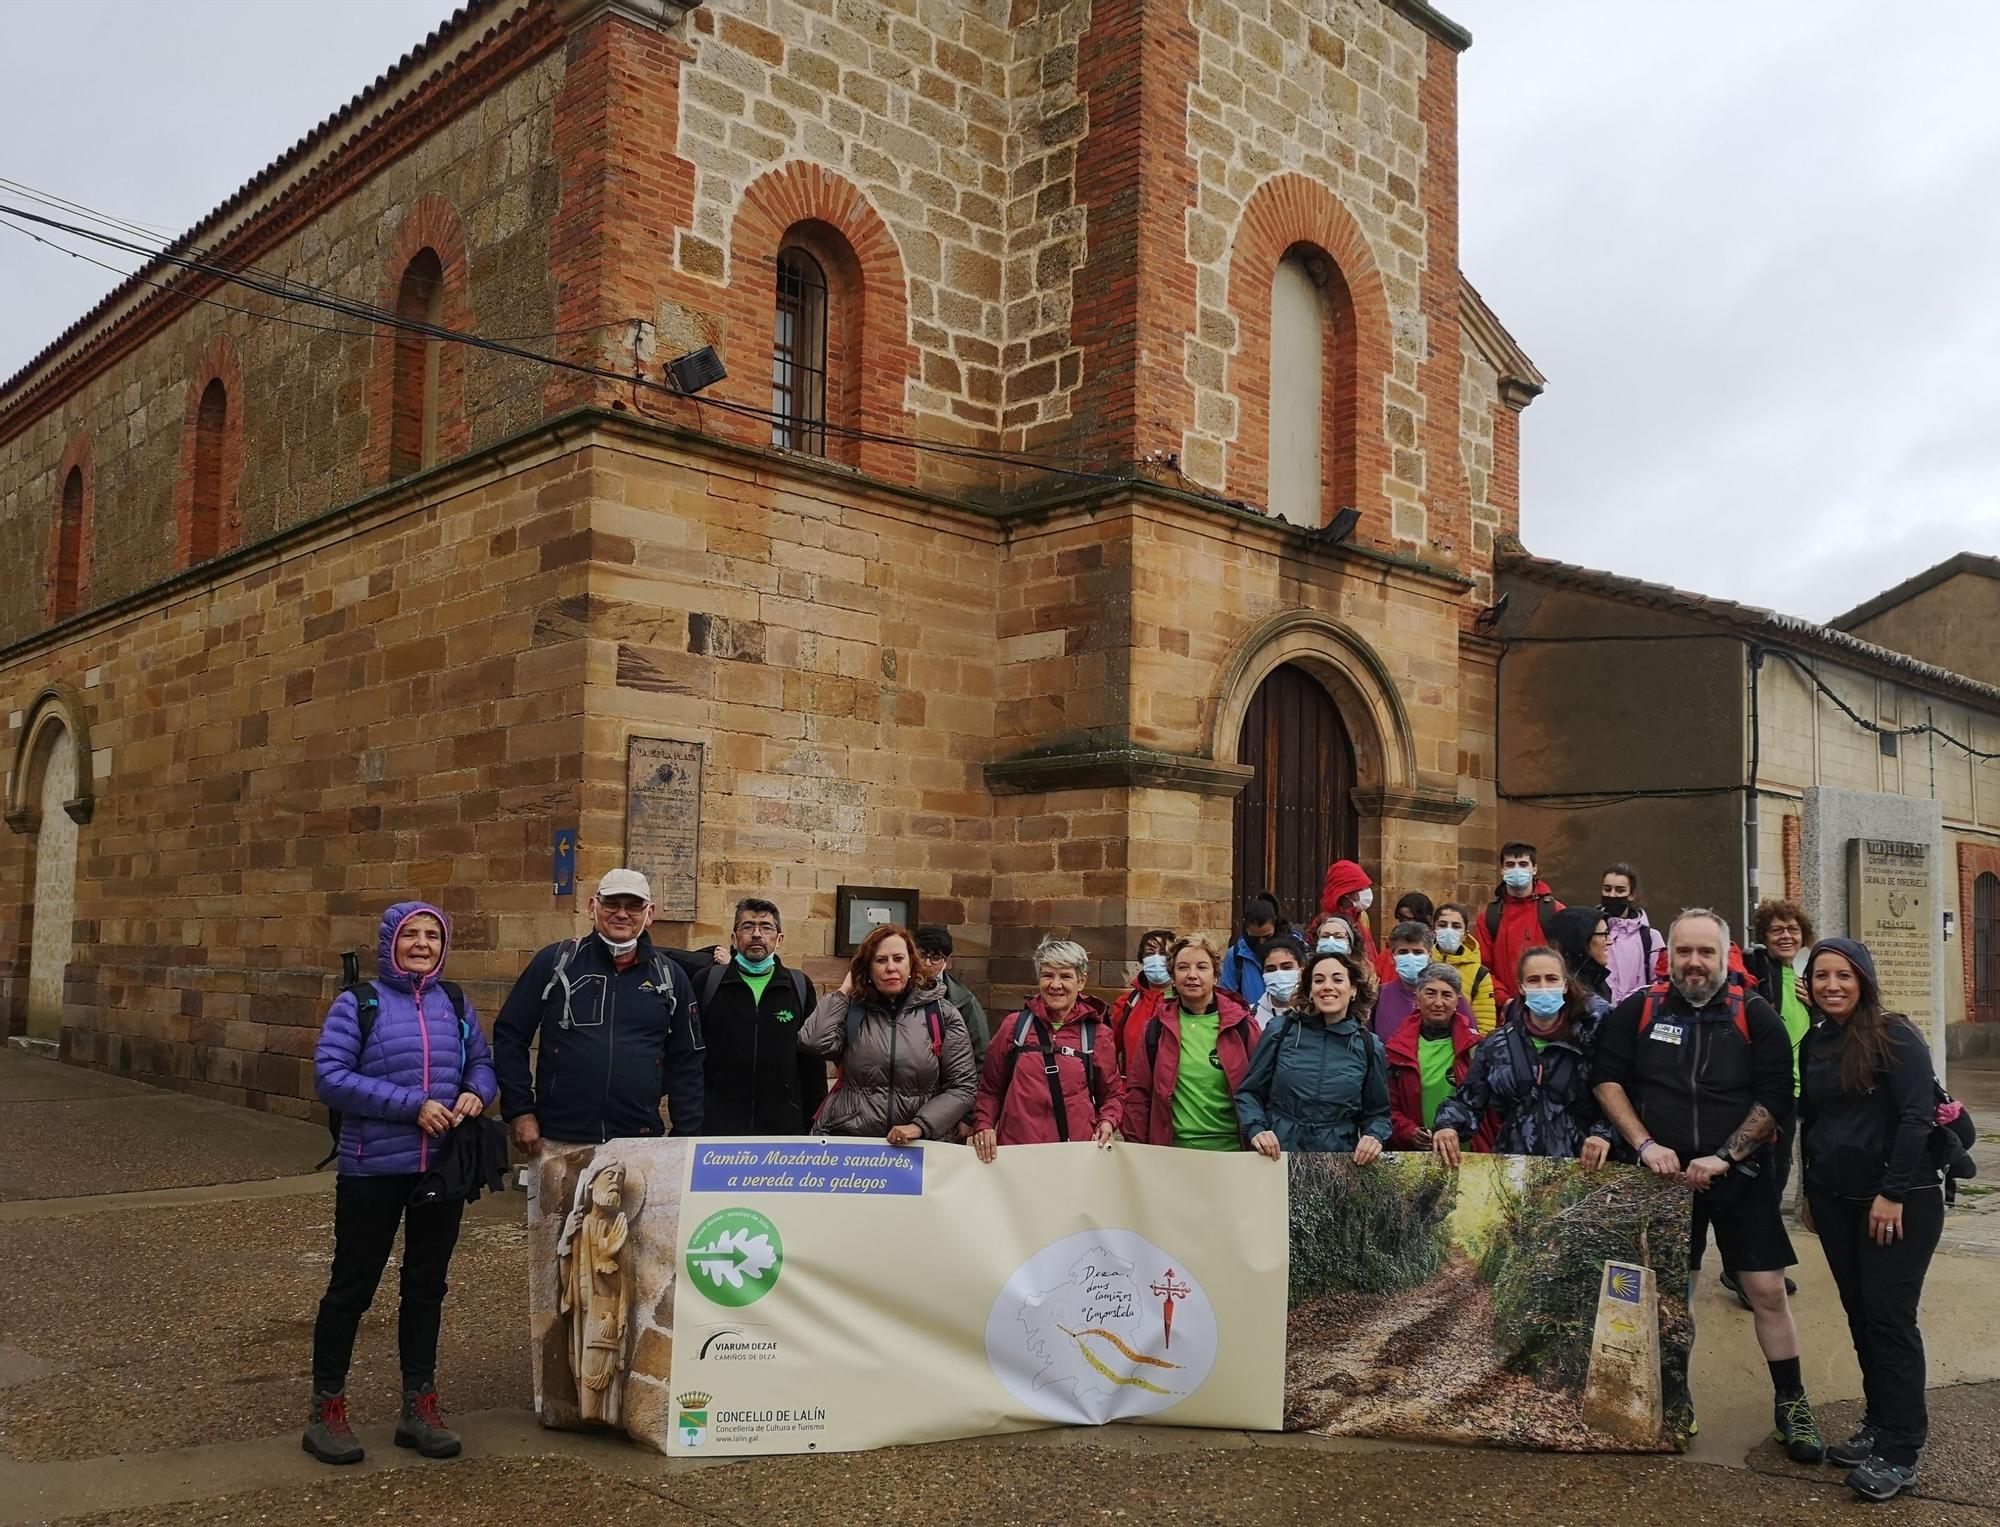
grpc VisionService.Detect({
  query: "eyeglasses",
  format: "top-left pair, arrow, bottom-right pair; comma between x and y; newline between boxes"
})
736,922 -> 780,935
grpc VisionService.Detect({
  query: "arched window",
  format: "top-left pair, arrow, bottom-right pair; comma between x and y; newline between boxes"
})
50,468 -> 85,621
1269,252 -> 1328,522
772,246 -> 829,456
391,248 -> 444,475
187,378 -> 228,562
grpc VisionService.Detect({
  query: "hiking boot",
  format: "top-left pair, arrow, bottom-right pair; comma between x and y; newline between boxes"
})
1846,1455 -> 1917,1502
394,1383 -> 461,1458
1826,1421 -> 1880,1469
1774,1392 -> 1825,1463
302,1391 -> 363,1465
1718,1269 -> 1754,1311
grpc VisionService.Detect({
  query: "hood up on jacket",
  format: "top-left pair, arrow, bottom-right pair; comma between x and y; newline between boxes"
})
1804,937 -> 1882,1003
1320,858 -> 1372,916
377,900 -> 450,994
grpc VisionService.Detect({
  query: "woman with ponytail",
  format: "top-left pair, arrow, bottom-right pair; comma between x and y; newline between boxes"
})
1797,937 -> 1945,1503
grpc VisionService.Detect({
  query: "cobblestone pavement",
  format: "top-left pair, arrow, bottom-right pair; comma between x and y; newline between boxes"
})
4,1046 -> 1997,1525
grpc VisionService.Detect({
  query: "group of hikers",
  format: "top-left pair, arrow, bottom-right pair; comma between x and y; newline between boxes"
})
302,848 -> 1965,1503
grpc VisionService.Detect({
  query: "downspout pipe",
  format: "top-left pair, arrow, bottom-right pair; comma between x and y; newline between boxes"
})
1745,643 -> 1764,935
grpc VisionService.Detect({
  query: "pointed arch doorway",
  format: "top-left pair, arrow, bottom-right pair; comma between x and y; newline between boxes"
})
1231,662 -> 1358,928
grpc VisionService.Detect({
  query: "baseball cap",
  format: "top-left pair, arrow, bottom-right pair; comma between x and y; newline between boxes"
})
595,868 -> 653,902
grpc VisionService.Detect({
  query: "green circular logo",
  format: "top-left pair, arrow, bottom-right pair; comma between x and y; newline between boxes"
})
684,1207 -> 785,1308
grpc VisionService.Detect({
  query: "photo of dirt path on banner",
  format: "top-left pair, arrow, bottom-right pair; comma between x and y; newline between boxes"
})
1284,1153 -> 1694,1453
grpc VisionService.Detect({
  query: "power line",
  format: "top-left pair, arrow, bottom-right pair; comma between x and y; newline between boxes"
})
1,199 -> 1143,488
1765,647 -> 2000,762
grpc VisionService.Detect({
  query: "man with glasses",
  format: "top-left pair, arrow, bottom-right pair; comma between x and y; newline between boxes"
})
913,925 -> 990,1064
493,868 -> 705,1158
694,897 -> 825,1134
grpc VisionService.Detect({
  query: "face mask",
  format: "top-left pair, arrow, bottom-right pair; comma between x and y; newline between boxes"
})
736,951 -> 775,976
1523,988 -> 1566,1018
1394,952 -> 1430,984
1434,927 -> 1465,955
1503,867 -> 1534,892
1600,897 -> 1630,919
1317,936 -> 1349,956
601,933 -> 640,956
1140,954 -> 1169,986
1263,968 -> 1302,1003
1353,888 -> 1374,911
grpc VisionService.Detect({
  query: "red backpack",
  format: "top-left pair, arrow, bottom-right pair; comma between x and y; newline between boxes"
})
1636,977 -> 1749,1044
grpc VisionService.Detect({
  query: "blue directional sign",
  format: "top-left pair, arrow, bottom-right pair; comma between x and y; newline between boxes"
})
553,827 -> 577,895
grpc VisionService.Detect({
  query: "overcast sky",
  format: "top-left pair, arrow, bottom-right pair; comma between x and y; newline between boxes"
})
2,0 -> 1994,623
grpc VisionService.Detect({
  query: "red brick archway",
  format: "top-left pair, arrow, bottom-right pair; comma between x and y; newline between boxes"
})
1226,173 -> 1393,533
723,163 -> 915,481
367,194 -> 473,485
44,434 -> 94,623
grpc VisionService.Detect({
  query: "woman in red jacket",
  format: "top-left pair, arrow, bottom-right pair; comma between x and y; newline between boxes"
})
1122,934 -> 1261,1148
1319,859 -> 1379,966
1386,963 -> 1479,1149
970,937 -> 1123,1157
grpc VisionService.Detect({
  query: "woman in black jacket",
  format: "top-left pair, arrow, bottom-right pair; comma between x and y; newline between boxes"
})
1798,937 -> 1944,1504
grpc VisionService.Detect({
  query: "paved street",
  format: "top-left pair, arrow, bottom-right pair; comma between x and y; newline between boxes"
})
3,1045 -> 1998,1525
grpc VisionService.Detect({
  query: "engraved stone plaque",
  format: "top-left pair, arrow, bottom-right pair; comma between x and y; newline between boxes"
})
1846,838 -> 1935,1031
626,737 -> 702,921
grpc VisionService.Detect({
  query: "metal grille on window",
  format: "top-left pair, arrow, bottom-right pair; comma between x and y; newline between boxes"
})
773,249 -> 828,455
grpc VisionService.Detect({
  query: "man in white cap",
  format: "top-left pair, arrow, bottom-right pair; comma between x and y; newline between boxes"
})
493,867 -> 705,1155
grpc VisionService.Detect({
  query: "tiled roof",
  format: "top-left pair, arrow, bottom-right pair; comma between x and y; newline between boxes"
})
1499,545 -> 2000,711
1829,551 -> 2000,631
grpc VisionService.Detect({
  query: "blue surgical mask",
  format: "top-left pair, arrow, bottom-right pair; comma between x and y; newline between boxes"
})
1503,867 -> 1534,892
1394,952 -> 1430,984
1264,968 -> 1301,1004
1434,927 -> 1465,955
1317,936 -> 1349,956
1523,988 -> 1566,1018
735,951 -> 776,976
1140,954 -> 1169,986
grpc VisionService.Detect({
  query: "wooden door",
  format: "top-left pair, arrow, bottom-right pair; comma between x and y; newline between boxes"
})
1231,663 -> 1357,929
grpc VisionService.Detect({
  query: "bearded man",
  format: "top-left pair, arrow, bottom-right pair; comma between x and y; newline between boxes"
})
1594,907 -> 1823,1462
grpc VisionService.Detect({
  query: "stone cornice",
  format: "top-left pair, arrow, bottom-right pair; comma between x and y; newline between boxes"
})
1353,785 -> 1477,825
984,745 -> 1254,799
1388,0 -> 1474,53
549,0 -> 702,28
1460,276 -> 1545,408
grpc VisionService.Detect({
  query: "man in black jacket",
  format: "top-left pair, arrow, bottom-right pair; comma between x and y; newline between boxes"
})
493,868 -> 704,1156
1594,907 -> 1823,1462
695,897 -> 825,1133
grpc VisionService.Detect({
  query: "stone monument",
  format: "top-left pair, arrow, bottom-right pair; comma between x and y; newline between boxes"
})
1581,1260 -> 1662,1448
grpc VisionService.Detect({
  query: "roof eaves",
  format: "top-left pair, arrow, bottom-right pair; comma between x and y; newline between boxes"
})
1498,547 -> 2000,711
1828,550 -> 2000,631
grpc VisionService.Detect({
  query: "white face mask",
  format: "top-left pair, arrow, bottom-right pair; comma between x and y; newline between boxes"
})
600,932 -> 640,956
1263,968 -> 1302,1004
1354,888 -> 1374,911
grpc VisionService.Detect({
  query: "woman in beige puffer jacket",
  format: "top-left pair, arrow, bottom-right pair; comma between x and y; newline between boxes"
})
800,924 -> 976,1142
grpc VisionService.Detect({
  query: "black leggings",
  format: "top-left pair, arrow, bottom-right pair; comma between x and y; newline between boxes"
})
311,1174 -> 466,1393
1808,1187 -> 1944,1466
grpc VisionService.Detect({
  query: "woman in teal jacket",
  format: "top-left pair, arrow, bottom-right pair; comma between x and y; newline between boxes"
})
1233,947 -> 1390,1161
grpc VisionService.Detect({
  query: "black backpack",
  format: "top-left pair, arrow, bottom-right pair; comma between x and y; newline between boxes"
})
994,1008 -> 1102,1142
317,955 -> 468,1169
1933,1080 -> 1979,1204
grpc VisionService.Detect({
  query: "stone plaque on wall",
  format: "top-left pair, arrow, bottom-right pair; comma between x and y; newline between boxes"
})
1847,838 -> 1935,1031
626,737 -> 702,921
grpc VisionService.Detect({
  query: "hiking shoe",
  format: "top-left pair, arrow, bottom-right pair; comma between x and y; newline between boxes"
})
1718,1269 -> 1754,1311
1846,1455 -> 1917,1502
1774,1392 -> 1825,1463
302,1391 -> 363,1465
394,1383 -> 461,1458
1784,1275 -> 1799,1296
1826,1421 -> 1880,1469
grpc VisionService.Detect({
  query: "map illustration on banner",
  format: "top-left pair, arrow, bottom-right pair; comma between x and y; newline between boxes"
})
984,1230 -> 1220,1425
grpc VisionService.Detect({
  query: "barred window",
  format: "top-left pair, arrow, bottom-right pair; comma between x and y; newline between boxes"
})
772,247 -> 828,456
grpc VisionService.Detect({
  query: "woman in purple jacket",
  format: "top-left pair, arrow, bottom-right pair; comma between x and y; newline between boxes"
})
304,901 -> 495,1466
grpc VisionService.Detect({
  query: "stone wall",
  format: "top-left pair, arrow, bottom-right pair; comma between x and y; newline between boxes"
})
1842,567 -> 2000,691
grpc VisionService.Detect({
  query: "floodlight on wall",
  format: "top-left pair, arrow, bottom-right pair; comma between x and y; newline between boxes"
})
1310,506 -> 1362,546
665,346 -> 727,395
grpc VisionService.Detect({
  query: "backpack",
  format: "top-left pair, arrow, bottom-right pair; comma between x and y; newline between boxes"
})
698,961 -> 813,1027
539,937 -> 693,1041
1932,1081 -> 1978,1204
994,1008 -> 1101,1142
1637,978 -> 1750,1044
317,970 -> 468,1170
1480,894 -> 1557,953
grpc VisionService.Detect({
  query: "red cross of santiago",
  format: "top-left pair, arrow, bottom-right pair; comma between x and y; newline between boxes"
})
1150,1269 -> 1190,1349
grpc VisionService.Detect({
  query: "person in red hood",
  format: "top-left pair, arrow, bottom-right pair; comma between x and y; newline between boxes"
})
1319,859 -> 1379,965
1479,842 -> 1563,1007
970,937 -> 1122,1156
1386,962 -> 1481,1148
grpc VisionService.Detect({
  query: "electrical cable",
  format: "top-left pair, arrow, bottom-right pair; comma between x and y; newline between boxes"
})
1764,646 -> 2000,761
1,200 -> 1145,488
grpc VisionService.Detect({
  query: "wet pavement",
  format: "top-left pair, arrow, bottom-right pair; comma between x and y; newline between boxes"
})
3,1046 -> 1998,1525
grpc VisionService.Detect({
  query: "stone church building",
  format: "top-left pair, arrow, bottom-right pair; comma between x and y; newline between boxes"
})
0,0 -> 1540,1112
